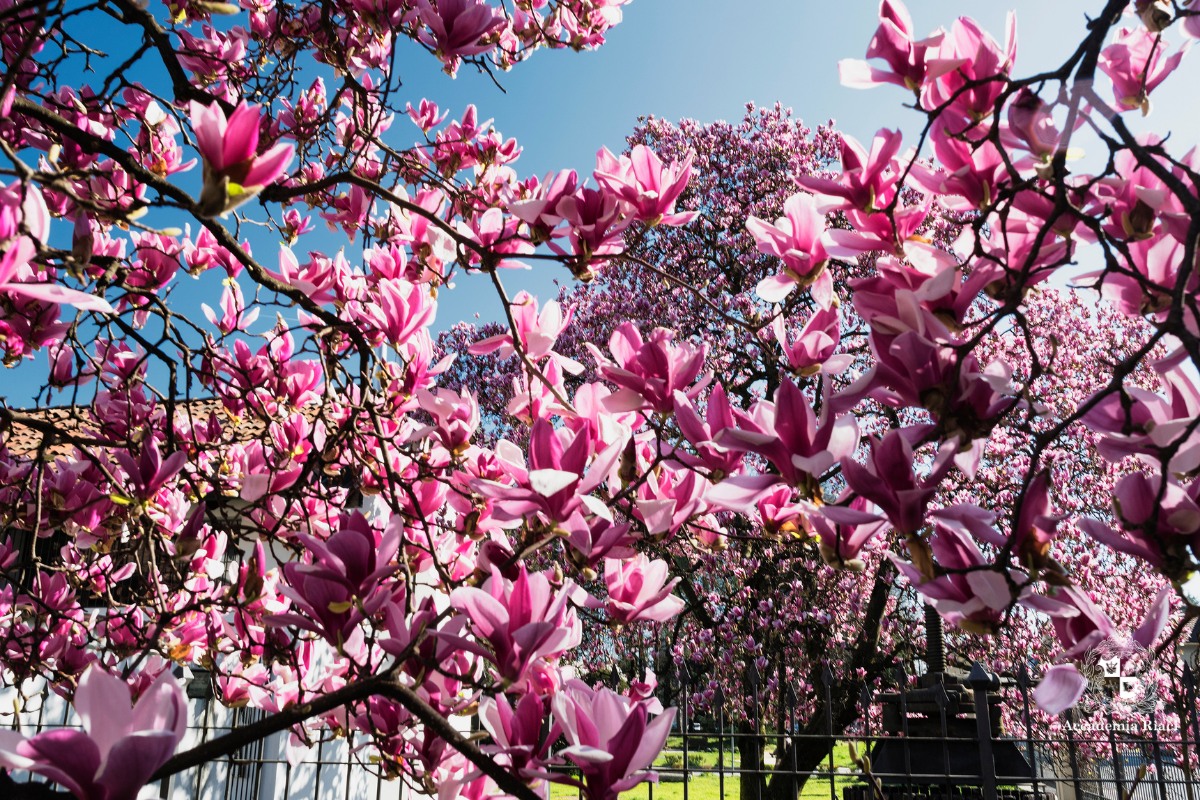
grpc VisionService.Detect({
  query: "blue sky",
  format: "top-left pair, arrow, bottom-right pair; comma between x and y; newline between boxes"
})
8,0 -> 1200,405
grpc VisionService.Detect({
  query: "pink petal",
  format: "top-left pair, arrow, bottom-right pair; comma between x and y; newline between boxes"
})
1033,664 -> 1087,714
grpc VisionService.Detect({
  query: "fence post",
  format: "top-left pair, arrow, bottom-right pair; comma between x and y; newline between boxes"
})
1016,665 -> 1041,800
715,686 -> 726,800
858,686 -> 872,800
1105,690 -> 1126,797
1148,716 -> 1168,800
1183,666 -> 1199,800
896,665 -> 913,794
933,682 -> 952,800
823,664 -> 836,800
1063,706 -> 1084,800
968,663 -> 998,800
748,662 -> 762,800
787,683 -> 798,800
680,662 -> 690,800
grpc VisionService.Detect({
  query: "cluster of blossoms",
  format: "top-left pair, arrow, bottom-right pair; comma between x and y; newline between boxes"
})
1,0 -> 1200,798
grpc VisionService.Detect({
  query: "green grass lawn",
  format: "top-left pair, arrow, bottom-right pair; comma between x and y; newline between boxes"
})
547,744 -> 865,800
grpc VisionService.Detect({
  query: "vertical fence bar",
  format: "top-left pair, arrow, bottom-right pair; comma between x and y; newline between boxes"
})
1150,715 -> 1168,800
748,662 -> 762,800
968,663 -> 998,800
933,682 -> 952,800
897,665 -> 912,794
1064,706 -> 1084,800
1106,692 -> 1126,798
1016,665 -> 1041,800
823,664 -> 835,800
680,663 -> 690,800
1185,666 -> 1200,800
715,686 -> 726,800
788,684 -> 798,800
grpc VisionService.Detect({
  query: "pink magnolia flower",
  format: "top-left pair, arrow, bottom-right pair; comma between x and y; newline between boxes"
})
604,555 -> 683,624
417,0 -> 506,59
448,564 -> 584,687
0,236 -> 113,313
1027,586 -> 1172,714
920,13 -> 1018,124
201,279 -> 259,334
478,691 -> 555,776
1098,27 -> 1189,115
890,515 -> 1023,635
842,426 -> 955,534
635,464 -> 709,537
468,290 -> 583,374
189,100 -> 295,217
406,98 -> 449,132
416,386 -> 480,455
550,186 -> 632,274
1077,471 -> 1200,576
838,0 -> 948,92
795,128 -> 903,213
672,384 -> 743,478
472,418 -> 624,525
376,277 -> 438,346
559,513 -> 638,577
113,440 -> 188,503
747,192 -> 833,305
773,306 -> 847,376
805,497 -> 889,571
907,126 -> 1010,210
509,169 -> 579,241
1081,348 -> 1200,473
586,322 -> 709,414
550,680 -> 676,800
718,375 -> 859,489
593,144 -> 697,226
0,666 -> 187,800
756,486 -> 806,538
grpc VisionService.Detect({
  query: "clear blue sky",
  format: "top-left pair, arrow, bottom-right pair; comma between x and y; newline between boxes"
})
7,1 -> 1200,406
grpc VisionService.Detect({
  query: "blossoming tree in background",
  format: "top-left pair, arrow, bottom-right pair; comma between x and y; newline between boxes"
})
2,0 -> 1200,799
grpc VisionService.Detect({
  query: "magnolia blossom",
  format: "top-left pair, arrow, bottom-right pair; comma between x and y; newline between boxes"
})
1098,26 -> 1189,115
604,555 -> 684,624
747,191 -> 833,305
190,100 -> 295,217
0,666 -> 187,800
594,144 -> 697,226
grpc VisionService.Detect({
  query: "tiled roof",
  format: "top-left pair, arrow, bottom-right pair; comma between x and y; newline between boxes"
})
1,398 -> 320,460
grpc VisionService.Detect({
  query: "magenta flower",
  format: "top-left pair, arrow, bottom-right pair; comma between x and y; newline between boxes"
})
550,186 -> 632,273
0,236 -> 114,313
672,383 -> 743,478
841,426 -> 954,534
586,322 -> 708,414
448,564 -> 584,687
772,306 -> 847,376
604,555 -> 683,624
920,13 -> 1018,124
416,386 -> 480,455
189,100 -> 295,217
907,126 -> 1010,210
417,0 -> 506,59
550,681 -> 676,800
718,375 -> 859,488
593,144 -> 697,226
376,277 -> 437,346
795,128 -> 903,213
805,497 -> 889,572
747,191 -> 833,304
201,279 -> 259,334
478,691 -> 554,776
1026,586 -> 1172,714
1077,471 -> 1200,575
838,0 -> 948,92
1099,27 -> 1189,115
509,169 -> 579,241
471,418 -> 623,525
113,439 -> 188,503
890,515 -> 1021,635
0,666 -> 187,800
468,290 -> 583,374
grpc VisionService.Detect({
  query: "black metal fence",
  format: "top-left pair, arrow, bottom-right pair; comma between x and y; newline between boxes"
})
543,661 -> 1200,800
9,660 -> 1200,800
